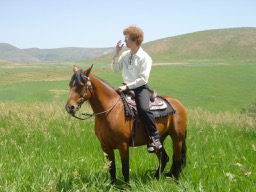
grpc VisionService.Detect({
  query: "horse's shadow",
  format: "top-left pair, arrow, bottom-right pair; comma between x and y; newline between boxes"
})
112,168 -> 176,190
55,168 -> 174,191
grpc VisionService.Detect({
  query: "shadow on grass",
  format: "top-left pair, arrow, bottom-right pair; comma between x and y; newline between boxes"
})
55,167 -> 177,191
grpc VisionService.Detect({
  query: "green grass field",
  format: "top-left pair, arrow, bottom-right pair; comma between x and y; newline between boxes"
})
0,61 -> 256,191
0,103 -> 255,191
1,61 -> 256,112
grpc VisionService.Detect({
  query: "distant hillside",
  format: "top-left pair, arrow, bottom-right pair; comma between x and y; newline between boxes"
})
144,27 -> 256,62
0,43 -> 41,63
1,27 -> 256,63
0,43 -> 114,63
87,27 -> 256,64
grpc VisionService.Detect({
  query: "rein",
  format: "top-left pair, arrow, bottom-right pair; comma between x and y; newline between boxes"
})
72,97 -> 121,120
71,73 -> 121,120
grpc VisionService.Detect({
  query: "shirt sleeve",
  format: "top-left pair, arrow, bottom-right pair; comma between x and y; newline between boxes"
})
112,54 -> 123,72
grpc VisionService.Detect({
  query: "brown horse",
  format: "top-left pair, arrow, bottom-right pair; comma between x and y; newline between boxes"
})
65,65 -> 187,184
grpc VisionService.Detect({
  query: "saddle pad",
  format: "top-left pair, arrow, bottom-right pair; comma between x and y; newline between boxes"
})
121,94 -> 176,118
151,96 -> 176,118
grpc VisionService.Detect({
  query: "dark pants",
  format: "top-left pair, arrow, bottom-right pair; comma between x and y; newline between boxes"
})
133,84 -> 158,137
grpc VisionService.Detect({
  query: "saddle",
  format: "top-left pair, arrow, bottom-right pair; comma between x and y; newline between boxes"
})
120,89 -> 175,119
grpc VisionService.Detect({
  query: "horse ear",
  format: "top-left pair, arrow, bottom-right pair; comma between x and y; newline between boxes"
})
84,64 -> 94,76
73,65 -> 79,73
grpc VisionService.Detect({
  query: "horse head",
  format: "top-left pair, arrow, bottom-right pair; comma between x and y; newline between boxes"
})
65,65 -> 93,115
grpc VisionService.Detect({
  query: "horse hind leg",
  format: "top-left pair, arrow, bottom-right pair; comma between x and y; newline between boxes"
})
166,131 -> 187,179
181,131 -> 187,167
154,147 -> 169,180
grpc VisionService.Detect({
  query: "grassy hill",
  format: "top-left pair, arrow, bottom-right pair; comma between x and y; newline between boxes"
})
0,43 -> 114,63
87,27 -> 256,65
145,27 -> 256,63
0,43 -> 41,63
1,27 -> 256,64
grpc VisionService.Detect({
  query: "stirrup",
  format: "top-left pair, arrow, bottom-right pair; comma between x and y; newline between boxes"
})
147,143 -> 155,153
147,138 -> 162,153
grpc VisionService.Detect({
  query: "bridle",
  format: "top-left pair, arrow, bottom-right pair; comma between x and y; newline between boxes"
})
71,73 -> 121,120
79,74 -> 93,106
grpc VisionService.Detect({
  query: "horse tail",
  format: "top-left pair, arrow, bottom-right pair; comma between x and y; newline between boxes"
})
181,130 -> 187,167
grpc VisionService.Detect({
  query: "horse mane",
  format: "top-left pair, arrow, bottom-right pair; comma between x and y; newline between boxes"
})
93,75 -> 117,92
71,69 -> 118,95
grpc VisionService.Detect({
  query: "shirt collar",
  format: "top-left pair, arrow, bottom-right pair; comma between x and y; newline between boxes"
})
132,47 -> 144,58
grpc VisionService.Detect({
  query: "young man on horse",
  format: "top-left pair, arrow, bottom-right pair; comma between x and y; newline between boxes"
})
112,25 -> 162,153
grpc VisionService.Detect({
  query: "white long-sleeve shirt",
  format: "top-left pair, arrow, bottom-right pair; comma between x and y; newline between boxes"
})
112,47 -> 152,89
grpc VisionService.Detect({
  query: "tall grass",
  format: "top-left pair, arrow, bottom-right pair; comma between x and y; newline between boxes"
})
0,102 -> 255,191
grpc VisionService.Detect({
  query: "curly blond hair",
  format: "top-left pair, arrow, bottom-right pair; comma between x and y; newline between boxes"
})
123,25 -> 144,46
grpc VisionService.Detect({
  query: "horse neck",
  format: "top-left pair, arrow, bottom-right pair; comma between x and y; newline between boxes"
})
89,74 -> 119,113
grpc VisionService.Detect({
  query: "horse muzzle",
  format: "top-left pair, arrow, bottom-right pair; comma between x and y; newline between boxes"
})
65,103 -> 78,115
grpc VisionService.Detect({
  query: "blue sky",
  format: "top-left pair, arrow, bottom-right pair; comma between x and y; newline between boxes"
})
1,0 -> 255,49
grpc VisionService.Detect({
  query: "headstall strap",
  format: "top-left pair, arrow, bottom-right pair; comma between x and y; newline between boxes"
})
81,75 -> 92,97
76,75 -> 92,109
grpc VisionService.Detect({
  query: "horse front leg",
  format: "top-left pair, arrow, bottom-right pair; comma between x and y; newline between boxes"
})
118,143 -> 130,184
101,145 -> 116,184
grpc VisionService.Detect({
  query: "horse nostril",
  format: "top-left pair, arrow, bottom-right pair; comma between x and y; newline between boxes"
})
70,105 -> 75,110
66,103 -> 75,114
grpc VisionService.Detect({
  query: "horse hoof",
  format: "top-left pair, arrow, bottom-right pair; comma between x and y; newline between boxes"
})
165,172 -> 172,177
165,172 -> 179,182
